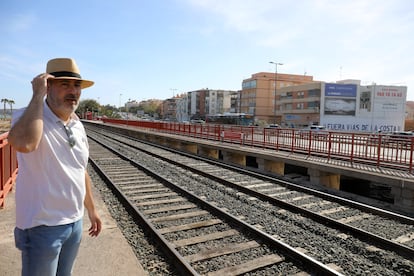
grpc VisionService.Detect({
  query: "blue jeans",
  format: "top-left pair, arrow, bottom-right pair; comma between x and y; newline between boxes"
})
14,220 -> 83,276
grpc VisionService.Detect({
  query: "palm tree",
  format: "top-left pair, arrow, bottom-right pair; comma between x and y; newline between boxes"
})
8,99 -> 15,117
1,98 -> 8,120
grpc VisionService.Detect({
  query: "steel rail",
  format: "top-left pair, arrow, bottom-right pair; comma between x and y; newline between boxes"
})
88,150 -> 199,275
88,134 -> 344,276
89,126 -> 414,224
87,127 -> 414,260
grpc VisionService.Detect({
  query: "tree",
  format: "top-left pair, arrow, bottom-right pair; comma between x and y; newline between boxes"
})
77,99 -> 100,117
128,106 -> 139,114
1,98 -> 9,119
77,99 -> 121,119
100,104 -> 120,118
8,99 -> 15,116
140,101 -> 160,117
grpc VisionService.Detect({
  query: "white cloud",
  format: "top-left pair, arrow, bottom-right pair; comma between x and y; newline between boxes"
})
184,0 -> 414,97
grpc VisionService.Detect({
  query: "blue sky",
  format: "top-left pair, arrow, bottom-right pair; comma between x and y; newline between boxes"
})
1,0 -> 413,109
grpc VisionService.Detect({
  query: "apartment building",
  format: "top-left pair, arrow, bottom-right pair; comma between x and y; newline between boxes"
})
277,82 -> 323,128
160,97 -> 179,121
175,96 -> 189,122
159,71 -> 407,131
241,72 -> 314,123
186,89 -> 238,120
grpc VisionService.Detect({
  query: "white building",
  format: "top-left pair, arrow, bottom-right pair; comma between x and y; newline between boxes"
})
186,89 -> 238,119
320,81 -> 407,132
206,90 -> 237,115
175,96 -> 189,122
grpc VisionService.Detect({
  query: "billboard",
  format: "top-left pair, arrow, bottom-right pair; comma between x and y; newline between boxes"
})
325,83 -> 357,97
324,83 -> 357,115
321,84 -> 407,132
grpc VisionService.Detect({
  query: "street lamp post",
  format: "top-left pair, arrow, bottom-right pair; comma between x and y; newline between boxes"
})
97,97 -> 100,118
269,61 -> 283,123
127,98 -> 131,120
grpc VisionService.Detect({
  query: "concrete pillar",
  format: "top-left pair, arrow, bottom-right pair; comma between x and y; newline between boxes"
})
257,158 -> 284,176
150,136 -> 160,144
160,137 -> 167,146
181,143 -> 198,154
392,181 -> 414,215
199,147 -> 219,159
222,151 -> 246,166
308,168 -> 340,190
167,140 -> 180,150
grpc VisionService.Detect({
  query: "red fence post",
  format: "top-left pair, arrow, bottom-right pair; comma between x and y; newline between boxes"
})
409,138 -> 414,174
0,132 -> 18,208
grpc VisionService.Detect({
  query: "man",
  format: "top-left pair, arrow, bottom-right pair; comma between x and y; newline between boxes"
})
8,58 -> 102,276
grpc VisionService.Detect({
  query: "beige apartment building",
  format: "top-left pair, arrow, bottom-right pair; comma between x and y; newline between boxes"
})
241,72 -> 314,124
277,82 -> 323,128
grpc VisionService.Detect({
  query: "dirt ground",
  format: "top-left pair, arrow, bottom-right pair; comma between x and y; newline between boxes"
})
0,120 -> 11,134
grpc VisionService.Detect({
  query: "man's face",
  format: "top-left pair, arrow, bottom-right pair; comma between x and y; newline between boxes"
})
47,79 -> 82,118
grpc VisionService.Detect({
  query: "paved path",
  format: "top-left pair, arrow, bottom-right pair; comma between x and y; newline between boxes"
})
0,186 -> 147,276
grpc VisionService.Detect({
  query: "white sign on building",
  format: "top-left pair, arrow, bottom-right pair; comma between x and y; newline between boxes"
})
320,83 -> 407,132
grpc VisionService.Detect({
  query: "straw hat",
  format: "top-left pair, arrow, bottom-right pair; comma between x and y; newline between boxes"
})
46,58 -> 94,89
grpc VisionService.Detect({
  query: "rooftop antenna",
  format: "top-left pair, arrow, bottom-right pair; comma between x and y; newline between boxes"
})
339,66 -> 343,79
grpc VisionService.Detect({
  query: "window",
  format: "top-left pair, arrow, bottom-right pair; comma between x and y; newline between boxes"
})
308,89 -> 320,97
242,80 -> 257,89
308,101 -> 319,108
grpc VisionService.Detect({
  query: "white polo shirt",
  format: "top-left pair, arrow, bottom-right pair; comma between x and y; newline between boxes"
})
12,101 -> 89,230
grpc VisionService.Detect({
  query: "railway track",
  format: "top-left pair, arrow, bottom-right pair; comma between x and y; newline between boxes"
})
88,136 -> 338,275
86,125 -> 414,275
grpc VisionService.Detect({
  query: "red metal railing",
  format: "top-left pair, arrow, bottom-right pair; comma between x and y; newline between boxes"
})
3,118 -> 411,206
101,118 -> 414,174
0,132 -> 18,208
